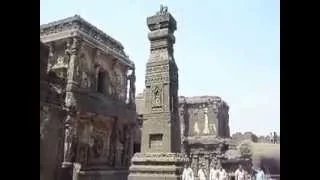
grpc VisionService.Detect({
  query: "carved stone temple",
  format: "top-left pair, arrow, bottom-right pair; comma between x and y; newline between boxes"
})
136,94 -> 243,177
40,15 -> 139,180
128,7 -> 187,180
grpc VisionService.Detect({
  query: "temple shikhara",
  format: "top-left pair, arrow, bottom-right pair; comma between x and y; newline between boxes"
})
40,5 -> 279,180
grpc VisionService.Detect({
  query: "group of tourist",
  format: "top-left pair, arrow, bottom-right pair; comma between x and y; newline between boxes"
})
182,164 -> 266,180
182,163 -> 228,180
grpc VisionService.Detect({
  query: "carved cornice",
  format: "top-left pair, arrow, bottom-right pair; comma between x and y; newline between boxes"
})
147,9 -> 177,32
131,153 -> 188,163
178,96 -> 229,110
40,15 -> 134,68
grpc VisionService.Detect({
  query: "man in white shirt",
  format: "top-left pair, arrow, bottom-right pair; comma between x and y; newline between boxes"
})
209,164 -> 219,180
255,167 -> 266,180
218,166 -> 227,180
235,165 -> 246,180
182,163 -> 194,180
198,165 -> 207,180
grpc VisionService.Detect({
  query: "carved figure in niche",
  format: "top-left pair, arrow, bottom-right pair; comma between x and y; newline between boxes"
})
109,70 -> 118,98
203,107 -> 210,134
81,72 -> 91,88
40,106 -> 49,140
92,135 -> 104,158
127,69 -> 136,104
193,112 -> 200,136
114,127 -> 124,167
107,118 -> 119,166
77,144 -> 88,166
63,114 -> 78,163
152,85 -> 162,107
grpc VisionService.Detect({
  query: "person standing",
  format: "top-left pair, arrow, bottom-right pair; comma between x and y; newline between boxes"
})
198,165 -> 207,180
209,164 -> 219,180
235,165 -> 246,180
182,163 -> 194,180
255,167 -> 266,180
218,166 -> 228,180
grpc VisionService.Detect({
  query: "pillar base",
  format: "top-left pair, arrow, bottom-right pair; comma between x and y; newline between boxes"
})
128,153 -> 187,180
60,162 -> 74,180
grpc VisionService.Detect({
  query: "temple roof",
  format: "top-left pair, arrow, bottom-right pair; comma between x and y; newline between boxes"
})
40,15 -> 124,50
40,15 -> 134,68
179,96 -> 229,108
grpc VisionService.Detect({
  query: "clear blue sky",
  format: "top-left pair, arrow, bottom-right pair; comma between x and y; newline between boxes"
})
41,0 -> 279,136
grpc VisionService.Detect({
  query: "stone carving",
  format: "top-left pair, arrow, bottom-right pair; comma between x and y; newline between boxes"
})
145,74 -> 169,84
77,144 -> 88,165
109,66 -> 124,99
63,113 -> 78,164
146,64 -> 169,74
40,106 -> 50,140
193,120 -> 200,135
132,153 -> 187,162
151,85 -> 162,108
91,135 -> 104,158
129,8 -> 186,180
203,107 -> 210,134
158,5 -> 168,15
80,72 -> 90,88
65,92 -> 76,108
127,69 -> 136,104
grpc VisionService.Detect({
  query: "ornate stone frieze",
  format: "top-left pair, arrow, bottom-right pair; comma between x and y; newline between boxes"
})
40,15 -> 134,68
131,153 -> 188,162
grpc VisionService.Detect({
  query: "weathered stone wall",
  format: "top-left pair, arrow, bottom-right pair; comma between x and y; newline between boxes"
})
136,95 -> 230,141
40,41 -> 66,180
135,94 -> 232,178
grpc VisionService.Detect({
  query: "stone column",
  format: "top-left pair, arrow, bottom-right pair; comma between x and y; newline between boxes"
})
128,5 -> 187,180
128,68 -> 136,106
61,110 -> 78,180
47,42 -> 55,71
61,37 -> 81,180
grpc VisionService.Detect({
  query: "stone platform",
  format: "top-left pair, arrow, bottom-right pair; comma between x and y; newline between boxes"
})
128,153 -> 187,180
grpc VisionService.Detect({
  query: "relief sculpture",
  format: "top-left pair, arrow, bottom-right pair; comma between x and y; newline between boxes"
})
63,114 -> 78,164
203,107 -> 210,134
151,85 -> 162,108
91,135 -> 104,158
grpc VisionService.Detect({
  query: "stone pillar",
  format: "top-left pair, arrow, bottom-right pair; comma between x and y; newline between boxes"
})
61,37 -> 81,180
128,68 -> 136,106
66,37 -> 81,93
128,5 -> 187,180
47,42 -> 55,71
61,111 -> 78,180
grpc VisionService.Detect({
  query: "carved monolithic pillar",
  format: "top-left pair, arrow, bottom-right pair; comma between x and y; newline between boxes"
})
127,68 -> 136,106
61,37 -> 81,180
128,5 -> 187,180
47,42 -> 55,71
